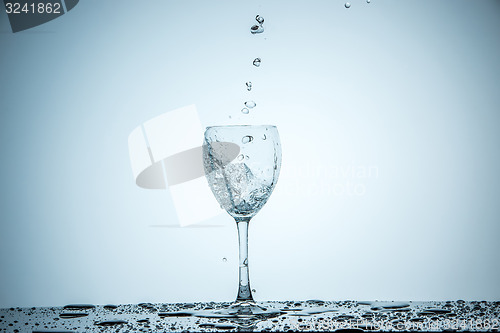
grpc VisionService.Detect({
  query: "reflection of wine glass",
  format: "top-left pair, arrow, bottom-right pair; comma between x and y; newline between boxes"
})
203,125 -> 281,306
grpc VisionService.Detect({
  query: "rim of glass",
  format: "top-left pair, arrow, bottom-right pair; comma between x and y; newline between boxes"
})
205,125 -> 277,130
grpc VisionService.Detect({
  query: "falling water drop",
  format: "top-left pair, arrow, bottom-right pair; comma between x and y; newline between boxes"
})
253,58 -> 261,67
241,108 -> 249,114
345,2 -> 351,8
250,25 -> 264,34
245,101 -> 256,108
246,81 -> 252,91
242,136 -> 254,144
255,15 -> 264,25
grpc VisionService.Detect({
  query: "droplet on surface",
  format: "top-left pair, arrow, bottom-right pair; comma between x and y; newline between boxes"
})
95,320 -> 128,326
255,15 -> 264,25
253,58 -> 261,67
63,304 -> 95,310
222,258 -> 227,262
345,2 -> 351,8
245,101 -> 256,108
250,25 -> 264,34
237,154 -> 244,161
246,81 -> 252,91
59,313 -> 89,319
241,108 -> 249,114
242,136 -> 253,144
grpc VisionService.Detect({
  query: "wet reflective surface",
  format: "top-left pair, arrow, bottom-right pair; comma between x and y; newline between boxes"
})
1,300 -> 498,332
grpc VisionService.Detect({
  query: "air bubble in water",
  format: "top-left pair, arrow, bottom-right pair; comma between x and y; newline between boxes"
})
242,136 -> 253,144
253,58 -> 261,67
255,15 -> 264,25
250,25 -> 264,34
366,0 -> 371,2
252,289 -> 256,293
241,107 -> 249,114
245,101 -> 256,108
246,81 -> 252,91
262,134 -> 267,140
345,2 -> 351,8
238,154 -> 244,161
222,258 -> 227,262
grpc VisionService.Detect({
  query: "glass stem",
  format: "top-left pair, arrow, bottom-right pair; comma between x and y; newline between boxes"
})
235,217 -> 254,303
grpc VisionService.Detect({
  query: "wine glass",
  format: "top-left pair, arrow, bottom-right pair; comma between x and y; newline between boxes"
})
203,125 -> 282,313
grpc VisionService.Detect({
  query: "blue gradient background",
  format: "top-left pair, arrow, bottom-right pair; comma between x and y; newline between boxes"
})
0,0 -> 499,308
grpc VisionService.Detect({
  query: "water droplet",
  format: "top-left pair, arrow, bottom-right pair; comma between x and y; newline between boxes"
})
255,15 -> 264,25
63,304 -> 95,310
366,0 -> 371,2
222,258 -> 227,262
95,320 -> 128,326
242,136 -> 253,144
246,81 -> 252,91
245,155 -> 250,160
252,289 -> 256,293
241,108 -> 249,114
243,258 -> 248,266
250,25 -> 264,34
262,134 -> 267,140
237,154 -> 244,161
253,58 -> 261,67
245,101 -> 256,108
345,2 -> 351,8
59,313 -> 89,319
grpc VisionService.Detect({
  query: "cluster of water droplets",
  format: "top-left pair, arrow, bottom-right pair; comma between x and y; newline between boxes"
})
345,0 -> 372,9
0,300 -> 498,332
240,15 -> 264,115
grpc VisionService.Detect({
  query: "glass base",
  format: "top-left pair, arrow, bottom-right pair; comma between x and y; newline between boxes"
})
193,301 -> 283,329
224,301 -> 282,317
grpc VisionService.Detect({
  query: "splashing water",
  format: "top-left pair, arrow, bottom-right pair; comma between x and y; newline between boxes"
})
204,162 -> 272,217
